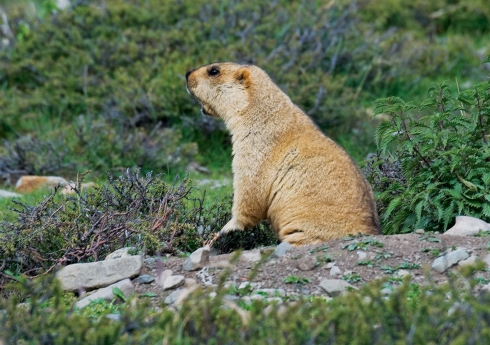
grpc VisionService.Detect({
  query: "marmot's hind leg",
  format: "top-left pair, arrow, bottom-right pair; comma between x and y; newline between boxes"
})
281,230 -> 321,247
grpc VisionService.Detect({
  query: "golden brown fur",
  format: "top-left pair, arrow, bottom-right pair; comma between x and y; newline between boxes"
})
186,62 -> 380,246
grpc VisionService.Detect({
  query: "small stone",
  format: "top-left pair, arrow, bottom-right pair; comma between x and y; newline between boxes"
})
432,249 -> 469,273
483,254 -> 490,267
56,256 -> 142,291
396,270 -> 410,278
238,282 -> 261,290
329,266 -> 342,277
75,279 -> 134,309
163,275 -> 185,290
144,257 -> 156,269
105,314 -> 121,321
380,288 -> 392,295
458,255 -> 479,267
0,189 -> 22,198
134,274 -> 155,284
357,251 -> 367,261
211,260 -> 234,269
105,247 -> 137,260
445,216 -> 490,236
415,229 -> 425,234
156,269 -> 173,286
164,289 -> 186,305
15,175 -> 69,193
319,279 -> 358,297
266,297 -> 283,303
325,262 -> 336,269
183,246 -> 210,271
297,256 -> 317,271
184,278 -> 197,288
270,242 -> 292,259
241,249 -> 262,263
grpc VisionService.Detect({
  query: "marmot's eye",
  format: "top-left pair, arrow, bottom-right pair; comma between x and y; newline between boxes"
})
208,68 -> 220,76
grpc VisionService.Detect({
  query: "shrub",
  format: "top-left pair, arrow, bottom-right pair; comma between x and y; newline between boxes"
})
367,56 -> 490,234
2,270 -> 490,344
0,170 -> 276,288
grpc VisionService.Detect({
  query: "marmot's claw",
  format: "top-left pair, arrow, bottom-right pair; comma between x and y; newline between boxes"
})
205,232 -> 221,247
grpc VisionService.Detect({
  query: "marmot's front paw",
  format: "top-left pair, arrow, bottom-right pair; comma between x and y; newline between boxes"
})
220,218 -> 244,235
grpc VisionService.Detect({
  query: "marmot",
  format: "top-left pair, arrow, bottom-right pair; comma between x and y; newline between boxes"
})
186,62 -> 380,246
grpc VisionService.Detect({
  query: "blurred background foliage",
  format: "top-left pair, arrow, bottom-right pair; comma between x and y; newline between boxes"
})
0,0 -> 487,179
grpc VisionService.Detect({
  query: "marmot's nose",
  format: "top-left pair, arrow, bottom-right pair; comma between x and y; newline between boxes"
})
185,69 -> 195,81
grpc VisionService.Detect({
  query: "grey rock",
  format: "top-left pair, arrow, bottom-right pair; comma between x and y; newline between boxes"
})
105,314 -> 121,321
184,278 -> 197,288
325,262 -> 336,269
445,216 -> 490,236
163,275 -> 185,290
134,274 -> 155,284
319,279 -> 358,297
238,282 -> 261,290
415,229 -> 425,234
75,279 -> 134,309
105,247 -> 137,260
241,249 -> 262,263
458,255 -> 479,267
183,246 -> 210,271
357,251 -> 367,261
57,256 -> 142,291
297,256 -> 317,271
380,288 -> 392,295
396,269 -> 410,278
0,189 -> 22,198
483,254 -> 490,267
270,242 -> 292,259
144,257 -> 156,269
329,266 -> 342,277
164,289 -> 186,305
156,269 -> 173,286
432,249 -> 469,273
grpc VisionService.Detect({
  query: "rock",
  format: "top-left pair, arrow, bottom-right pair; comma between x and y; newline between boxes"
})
432,249 -> 469,273
269,242 -> 292,259
163,275 -> 185,290
184,278 -> 197,288
156,269 -> 173,286
75,279 -> 134,309
57,256 -> 142,291
297,256 -> 317,271
319,279 -> 358,297
60,182 -> 95,195
325,262 -> 336,269
357,251 -> 367,261
164,289 -> 186,305
105,314 -> 121,321
15,175 -> 69,193
445,216 -> 490,236
105,247 -> 137,260
183,246 -> 210,271
134,275 -> 155,284
483,254 -> 490,267
0,189 -> 22,198
415,229 -> 425,234
238,282 -> 261,290
396,269 -> 410,278
329,266 -> 342,277
380,288 -> 392,295
241,249 -> 262,263
458,255 -> 479,267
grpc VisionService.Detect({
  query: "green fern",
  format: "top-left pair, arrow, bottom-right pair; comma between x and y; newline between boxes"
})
367,57 -> 490,234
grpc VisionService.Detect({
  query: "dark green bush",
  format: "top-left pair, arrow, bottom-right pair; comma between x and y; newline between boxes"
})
367,57 -> 490,233
2,270 -> 490,344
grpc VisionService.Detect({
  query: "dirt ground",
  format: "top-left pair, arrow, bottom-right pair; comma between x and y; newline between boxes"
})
133,233 -> 490,308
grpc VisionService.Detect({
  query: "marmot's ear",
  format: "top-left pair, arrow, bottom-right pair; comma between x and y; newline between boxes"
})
235,68 -> 251,87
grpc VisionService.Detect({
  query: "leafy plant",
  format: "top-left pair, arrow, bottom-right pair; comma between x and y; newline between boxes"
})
283,275 -> 311,285
368,60 -> 490,234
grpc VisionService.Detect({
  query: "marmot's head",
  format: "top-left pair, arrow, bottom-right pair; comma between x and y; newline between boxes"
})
186,62 -> 253,120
